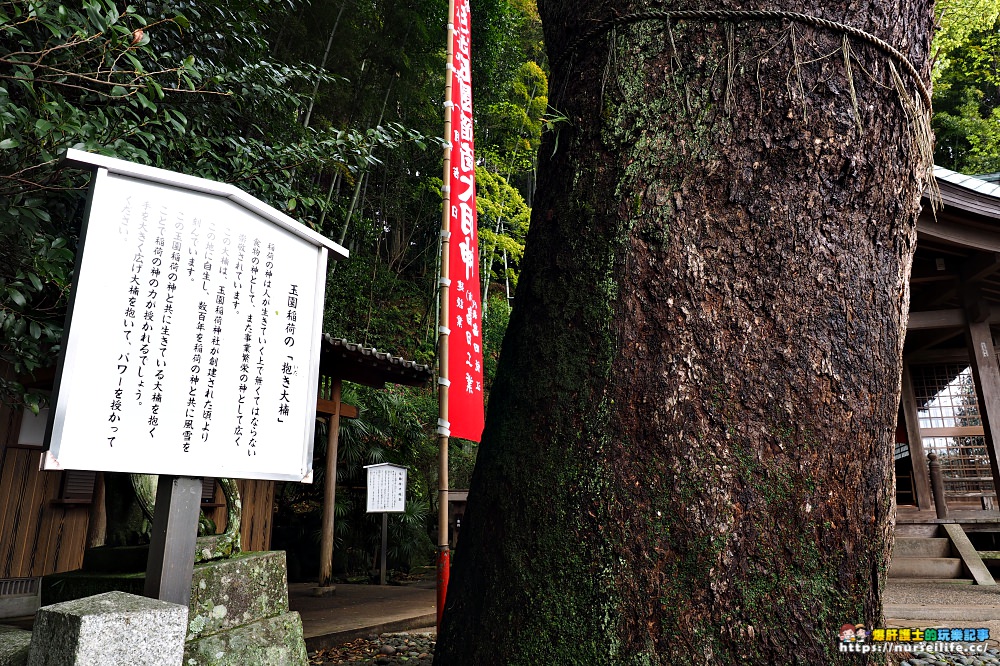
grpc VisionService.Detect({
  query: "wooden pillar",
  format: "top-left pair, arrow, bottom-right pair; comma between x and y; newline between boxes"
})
144,475 -> 202,606
318,377 -> 343,589
964,294 -> 1000,501
86,471 -> 107,548
928,453 -> 949,518
900,364 -> 934,511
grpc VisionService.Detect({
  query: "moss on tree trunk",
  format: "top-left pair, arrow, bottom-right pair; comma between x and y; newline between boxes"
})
436,2 -> 932,664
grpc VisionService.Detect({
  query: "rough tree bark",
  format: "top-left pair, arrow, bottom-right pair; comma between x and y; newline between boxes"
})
436,1 -> 932,665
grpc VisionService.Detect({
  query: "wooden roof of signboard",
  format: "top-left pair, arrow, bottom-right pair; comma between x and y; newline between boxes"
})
319,336 -> 433,388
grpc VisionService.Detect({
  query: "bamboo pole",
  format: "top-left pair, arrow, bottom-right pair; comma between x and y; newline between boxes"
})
302,0 -> 348,130
436,0 -> 457,632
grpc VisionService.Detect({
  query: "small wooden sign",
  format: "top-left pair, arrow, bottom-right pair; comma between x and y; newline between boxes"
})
364,463 -> 407,513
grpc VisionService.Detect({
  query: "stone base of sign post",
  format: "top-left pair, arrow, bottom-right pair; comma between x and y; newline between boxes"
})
184,612 -> 307,665
41,551 -> 306,666
26,591 -> 187,666
0,625 -> 32,666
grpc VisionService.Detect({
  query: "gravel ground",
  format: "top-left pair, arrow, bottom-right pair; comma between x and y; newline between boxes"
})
883,581 -> 1000,665
309,632 -> 435,665
885,583 -> 1000,607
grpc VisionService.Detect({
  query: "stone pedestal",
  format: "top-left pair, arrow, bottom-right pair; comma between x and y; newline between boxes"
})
0,625 -> 31,666
42,552 -> 306,666
182,551 -> 307,665
25,591 -> 186,666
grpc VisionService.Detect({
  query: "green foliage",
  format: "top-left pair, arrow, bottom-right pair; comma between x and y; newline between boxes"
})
479,61 -> 549,178
331,384 -> 436,572
507,0 -> 545,68
467,0 -> 524,108
932,1 -> 1000,172
477,166 -> 530,294
2,0 -> 549,574
934,0 -> 1000,78
0,0 -> 190,408
935,104 -> 1000,173
0,0 -> 427,407
932,6 -> 1000,172
274,383 -> 438,577
481,294 -> 511,392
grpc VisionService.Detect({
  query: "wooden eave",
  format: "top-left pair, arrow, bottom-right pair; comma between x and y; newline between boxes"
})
319,336 -> 433,389
932,167 -> 1000,223
907,167 -> 1000,353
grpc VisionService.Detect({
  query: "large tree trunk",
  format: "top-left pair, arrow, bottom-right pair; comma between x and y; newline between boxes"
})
436,2 -> 932,665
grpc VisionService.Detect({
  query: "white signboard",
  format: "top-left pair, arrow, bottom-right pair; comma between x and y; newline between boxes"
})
365,463 -> 408,513
44,150 -> 348,482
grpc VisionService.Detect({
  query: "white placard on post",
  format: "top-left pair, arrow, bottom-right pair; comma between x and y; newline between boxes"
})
365,463 -> 408,513
44,150 -> 348,482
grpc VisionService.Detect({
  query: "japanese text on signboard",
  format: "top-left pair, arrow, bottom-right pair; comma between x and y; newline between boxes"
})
47,166 -> 331,481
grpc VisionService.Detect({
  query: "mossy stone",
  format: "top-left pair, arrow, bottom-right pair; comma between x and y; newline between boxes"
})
186,551 -> 290,639
0,626 -> 30,666
182,612 -> 308,666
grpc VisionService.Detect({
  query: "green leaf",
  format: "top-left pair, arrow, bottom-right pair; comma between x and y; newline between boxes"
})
135,91 -> 156,111
124,52 -> 144,72
26,273 -> 42,291
29,321 -> 40,340
0,138 -> 20,149
8,288 -> 26,307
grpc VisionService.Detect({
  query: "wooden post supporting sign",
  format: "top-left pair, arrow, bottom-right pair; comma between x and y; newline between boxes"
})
381,513 -> 389,586
143,476 -> 203,606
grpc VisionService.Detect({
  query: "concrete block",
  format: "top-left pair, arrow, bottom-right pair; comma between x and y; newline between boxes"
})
0,625 -> 31,666
0,595 -> 39,621
183,611 -> 308,666
888,557 -> 964,579
26,591 -> 187,666
40,572 -> 145,607
892,537 -> 951,559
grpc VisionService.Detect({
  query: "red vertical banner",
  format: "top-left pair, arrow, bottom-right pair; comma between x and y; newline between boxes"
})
446,0 -> 484,442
